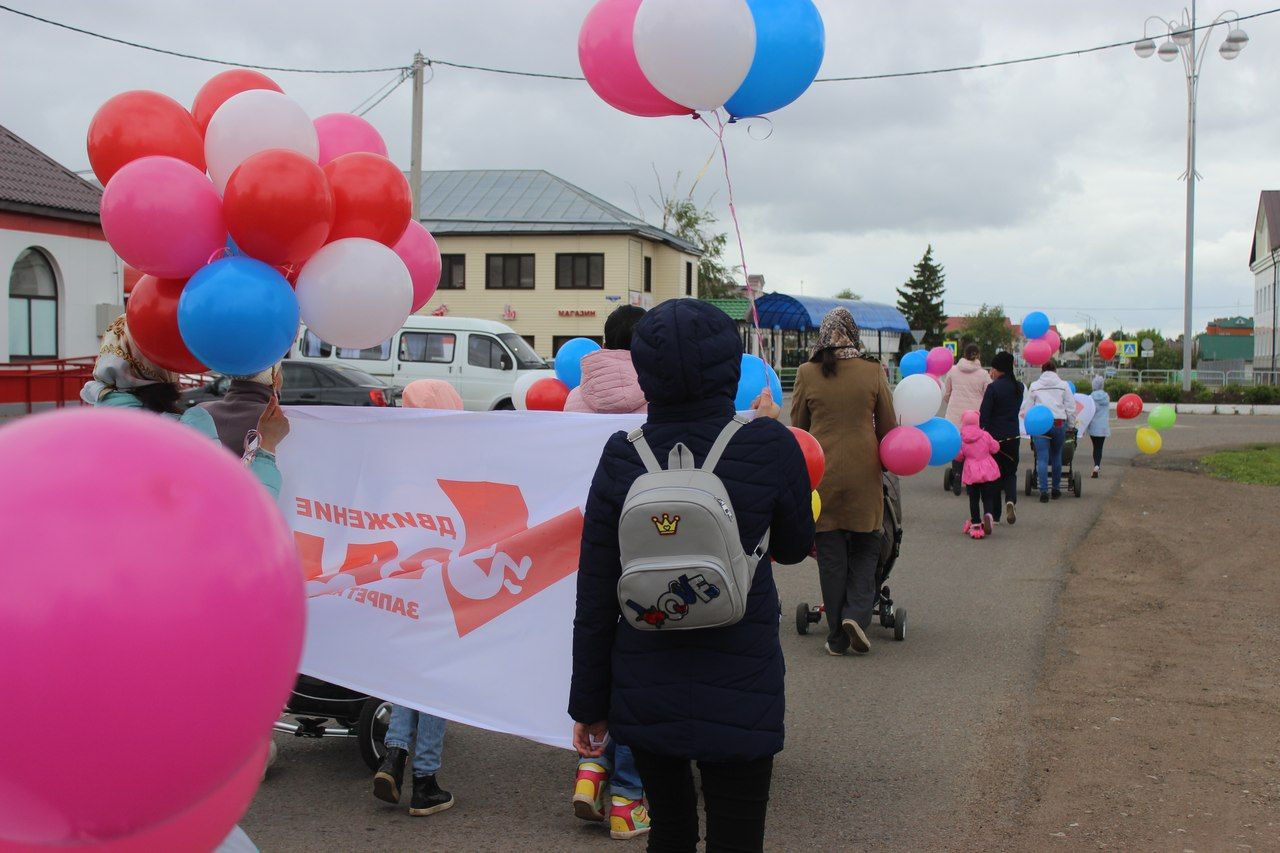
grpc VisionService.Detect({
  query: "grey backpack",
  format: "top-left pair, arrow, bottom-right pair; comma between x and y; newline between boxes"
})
616,416 -> 769,631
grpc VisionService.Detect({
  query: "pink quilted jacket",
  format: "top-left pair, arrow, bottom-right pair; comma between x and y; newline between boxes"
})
943,358 -> 991,427
959,410 -> 1001,485
563,350 -> 648,415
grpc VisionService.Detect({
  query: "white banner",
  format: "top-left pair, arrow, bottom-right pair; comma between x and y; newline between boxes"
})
276,407 -> 643,750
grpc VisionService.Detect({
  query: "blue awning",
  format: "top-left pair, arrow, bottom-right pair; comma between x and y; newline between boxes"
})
754,293 -> 909,333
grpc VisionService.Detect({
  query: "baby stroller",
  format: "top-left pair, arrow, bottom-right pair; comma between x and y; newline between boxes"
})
272,676 -> 393,770
795,472 -> 906,641
1024,428 -> 1083,498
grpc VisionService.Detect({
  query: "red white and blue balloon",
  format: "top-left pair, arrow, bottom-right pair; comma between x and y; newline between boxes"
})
579,0 -> 825,119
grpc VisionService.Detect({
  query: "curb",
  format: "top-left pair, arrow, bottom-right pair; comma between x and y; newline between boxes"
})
1140,403 -> 1280,417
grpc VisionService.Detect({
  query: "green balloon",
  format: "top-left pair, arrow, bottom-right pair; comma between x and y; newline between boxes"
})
1148,404 -> 1176,431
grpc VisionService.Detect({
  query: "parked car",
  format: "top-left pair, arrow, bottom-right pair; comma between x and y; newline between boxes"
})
289,316 -> 551,411
181,362 -> 402,409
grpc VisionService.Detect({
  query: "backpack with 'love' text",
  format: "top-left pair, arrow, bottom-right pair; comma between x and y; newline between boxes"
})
616,416 -> 769,631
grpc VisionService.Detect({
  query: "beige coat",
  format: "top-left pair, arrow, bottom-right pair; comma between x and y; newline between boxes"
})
791,358 -> 896,534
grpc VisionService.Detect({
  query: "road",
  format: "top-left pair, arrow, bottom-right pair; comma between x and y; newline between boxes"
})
240,414 -> 1277,851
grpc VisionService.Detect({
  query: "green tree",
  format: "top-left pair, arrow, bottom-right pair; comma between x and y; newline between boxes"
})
653,172 -> 739,299
955,304 -> 1014,364
896,245 -> 947,350
834,288 -> 862,300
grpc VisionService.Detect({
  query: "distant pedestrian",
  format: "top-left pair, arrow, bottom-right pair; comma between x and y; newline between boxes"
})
942,344 -> 991,488
979,351 -> 1024,524
565,305 -> 648,416
958,411 -> 1002,539
1086,375 -> 1111,478
1021,360 -> 1076,502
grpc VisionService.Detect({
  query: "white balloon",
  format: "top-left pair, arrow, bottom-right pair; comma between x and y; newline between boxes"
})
296,238 -> 412,350
204,90 -> 319,194
512,371 -> 549,410
633,0 -> 756,112
893,374 -> 943,427
1074,392 -> 1095,430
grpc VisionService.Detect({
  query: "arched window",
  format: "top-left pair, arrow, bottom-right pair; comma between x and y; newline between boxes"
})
8,248 -> 58,360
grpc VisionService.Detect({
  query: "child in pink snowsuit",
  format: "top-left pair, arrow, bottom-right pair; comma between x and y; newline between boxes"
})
959,410 -> 1001,539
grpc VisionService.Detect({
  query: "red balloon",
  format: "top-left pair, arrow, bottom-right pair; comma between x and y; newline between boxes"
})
1117,393 -> 1144,420
788,426 -> 826,489
191,69 -> 283,134
225,150 -> 333,266
1098,339 -> 1118,361
526,378 -> 570,411
322,153 -> 412,246
126,275 -> 207,373
87,91 -> 205,185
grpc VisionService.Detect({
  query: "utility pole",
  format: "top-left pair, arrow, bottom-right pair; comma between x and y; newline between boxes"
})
1181,0 -> 1198,393
410,51 -> 426,219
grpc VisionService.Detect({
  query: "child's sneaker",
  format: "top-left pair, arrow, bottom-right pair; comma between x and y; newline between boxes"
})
962,520 -> 974,535
573,762 -> 608,822
1005,500 -> 1017,525
968,525 -> 986,540
609,795 -> 651,840
982,513 -> 994,535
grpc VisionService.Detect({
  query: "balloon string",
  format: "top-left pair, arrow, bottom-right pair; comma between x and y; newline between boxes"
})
698,112 -> 765,359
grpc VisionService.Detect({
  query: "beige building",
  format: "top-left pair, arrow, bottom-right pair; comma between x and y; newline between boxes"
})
417,170 -> 701,356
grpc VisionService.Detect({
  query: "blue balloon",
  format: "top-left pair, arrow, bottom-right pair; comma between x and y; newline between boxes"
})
734,354 -> 774,410
554,337 -> 601,390
1067,380 -> 1077,395
1022,311 -> 1050,340
178,257 -> 298,377
920,416 -> 962,467
900,350 -> 928,377
1024,404 -> 1054,436
724,0 -> 826,119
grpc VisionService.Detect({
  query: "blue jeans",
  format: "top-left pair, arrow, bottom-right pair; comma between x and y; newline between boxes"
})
384,705 -> 445,777
1034,424 -> 1066,494
578,741 -> 644,801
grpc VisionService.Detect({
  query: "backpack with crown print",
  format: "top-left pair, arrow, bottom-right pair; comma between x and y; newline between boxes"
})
616,416 -> 769,631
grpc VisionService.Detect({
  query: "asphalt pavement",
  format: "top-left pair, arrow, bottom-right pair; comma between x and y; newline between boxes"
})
240,414 -> 1277,851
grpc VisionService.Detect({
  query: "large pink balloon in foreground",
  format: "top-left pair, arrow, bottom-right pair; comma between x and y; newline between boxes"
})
578,0 -> 689,117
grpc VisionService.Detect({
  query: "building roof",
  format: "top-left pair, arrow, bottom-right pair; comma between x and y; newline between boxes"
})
1207,316 -> 1253,331
702,297 -> 752,321
1250,191 -> 1280,266
0,123 -> 102,223
754,293 -> 909,333
414,169 -> 701,255
1196,333 -> 1254,361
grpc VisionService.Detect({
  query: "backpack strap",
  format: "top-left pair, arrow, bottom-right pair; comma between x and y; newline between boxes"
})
701,415 -> 750,473
626,427 -> 662,474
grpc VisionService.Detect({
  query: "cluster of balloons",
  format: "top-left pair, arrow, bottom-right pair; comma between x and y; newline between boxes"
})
0,409 -> 303,850
899,345 -> 954,380
92,71 -> 442,377
1116,392 -> 1175,455
578,0 -> 825,119
787,426 -> 825,521
1020,311 -> 1063,368
881,355 -> 954,476
511,337 -> 602,411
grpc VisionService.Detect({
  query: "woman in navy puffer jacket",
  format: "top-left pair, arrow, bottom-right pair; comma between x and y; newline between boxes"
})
569,299 -> 814,852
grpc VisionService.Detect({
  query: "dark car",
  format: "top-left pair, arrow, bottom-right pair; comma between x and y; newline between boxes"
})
181,362 -> 402,409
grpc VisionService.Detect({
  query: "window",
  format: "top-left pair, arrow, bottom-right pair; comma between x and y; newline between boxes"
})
468,335 -> 512,370
337,340 -> 392,361
521,335 -> 536,350
8,248 -> 57,359
685,261 -> 694,297
553,335 -> 603,355
486,254 -> 534,290
400,332 -> 456,363
643,257 -> 652,293
439,255 -> 466,290
500,333 -> 548,369
300,329 -> 332,358
555,253 -> 604,290
281,362 -> 320,388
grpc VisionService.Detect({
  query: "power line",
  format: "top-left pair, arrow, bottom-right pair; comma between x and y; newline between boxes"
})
357,70 -> 411,117
350,70 -> 409,114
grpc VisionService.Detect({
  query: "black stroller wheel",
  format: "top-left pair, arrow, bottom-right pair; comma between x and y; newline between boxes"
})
943,467 -> 952,492
357,697 -> 393,771
1024,469 -> 1035,497
893,608 -> 907,641
1073,471 -> 1083,497
795,603 -> 810,635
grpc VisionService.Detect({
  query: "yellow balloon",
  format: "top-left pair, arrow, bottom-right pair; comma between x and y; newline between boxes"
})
1136,426 -> 1162,455
812,490 -> 822,521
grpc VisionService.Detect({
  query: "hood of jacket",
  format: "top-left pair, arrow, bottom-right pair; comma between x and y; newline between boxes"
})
1030,370 -> 1070,393
631,299 -> 741,418
954,357 -> 984,375
572,349 -> 647,414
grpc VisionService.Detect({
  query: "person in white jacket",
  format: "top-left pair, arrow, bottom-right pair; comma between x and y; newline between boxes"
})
1020,360 -> 1076,502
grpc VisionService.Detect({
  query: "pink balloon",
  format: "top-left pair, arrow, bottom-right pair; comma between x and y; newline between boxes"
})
926,346 -> 954,376
1042,329 -> 1062,354
101,156 -> 227,279
579,0 -> 690,117
1024,339 -> 1053,367
0,409 -> 302,846
313,113 -> 389,166
392,220 -> 443,313
879,425 -> 932,477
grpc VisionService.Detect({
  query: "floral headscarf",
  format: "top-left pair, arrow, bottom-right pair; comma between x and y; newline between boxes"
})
810,307 -> 865,361
80,316 -> 179,404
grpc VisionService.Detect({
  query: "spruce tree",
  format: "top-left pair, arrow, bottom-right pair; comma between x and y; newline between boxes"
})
896,245 -> 948,350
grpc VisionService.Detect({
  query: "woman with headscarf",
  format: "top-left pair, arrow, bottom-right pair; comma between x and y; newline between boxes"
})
790,308 -> 896,656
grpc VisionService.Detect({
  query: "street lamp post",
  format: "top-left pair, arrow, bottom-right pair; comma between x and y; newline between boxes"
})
1134,3 -> 1250,392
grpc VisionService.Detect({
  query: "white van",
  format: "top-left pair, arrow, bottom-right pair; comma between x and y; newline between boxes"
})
290,316 -> 551,411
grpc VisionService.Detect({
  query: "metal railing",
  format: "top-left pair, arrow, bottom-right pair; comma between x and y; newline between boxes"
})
0,357 -> 96,415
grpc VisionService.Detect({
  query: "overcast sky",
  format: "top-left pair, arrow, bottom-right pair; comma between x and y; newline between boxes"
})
2,0 -> 1275,337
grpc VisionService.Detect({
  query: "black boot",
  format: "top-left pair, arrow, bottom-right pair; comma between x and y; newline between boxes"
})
373,747 -> 407,804
409,774 -> 455,816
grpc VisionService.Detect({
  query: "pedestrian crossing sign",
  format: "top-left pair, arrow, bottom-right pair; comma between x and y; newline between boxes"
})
1119,340 -> 1139,358
944,341 -> 958,356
